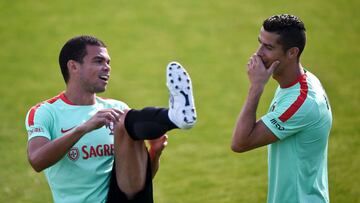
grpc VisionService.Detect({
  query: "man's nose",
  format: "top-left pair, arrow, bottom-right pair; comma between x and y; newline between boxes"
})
256,45 -> 263,57
104,63 -> 110,71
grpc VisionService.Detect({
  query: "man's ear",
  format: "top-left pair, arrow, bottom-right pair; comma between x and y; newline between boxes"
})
287,47 -> 299,59
67,60 -> 79,74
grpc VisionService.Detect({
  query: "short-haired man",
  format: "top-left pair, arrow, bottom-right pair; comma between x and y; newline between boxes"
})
25,35 -> 196,202
231,14 -> 332,203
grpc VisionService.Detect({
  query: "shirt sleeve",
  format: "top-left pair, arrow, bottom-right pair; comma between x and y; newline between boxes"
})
106,99 -> 129,111
261,98 -> 317,140
25,104 -> 52,141
116,101 -> 129,110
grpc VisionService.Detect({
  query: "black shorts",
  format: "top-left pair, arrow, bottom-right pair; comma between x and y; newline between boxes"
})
106,155 -> 153,203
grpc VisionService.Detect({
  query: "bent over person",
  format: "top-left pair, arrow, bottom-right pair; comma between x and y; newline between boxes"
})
231,14 -> 332,203
25,35 -> 197,203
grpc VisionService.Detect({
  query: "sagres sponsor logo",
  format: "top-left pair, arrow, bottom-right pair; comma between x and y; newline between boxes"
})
270,118 -> 285,131
68,147 -> 80,161
68,144 -> 114,161
82,144 -> 114,160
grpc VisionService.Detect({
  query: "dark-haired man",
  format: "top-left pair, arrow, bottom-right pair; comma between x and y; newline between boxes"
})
25,35 -> 196,202
231,14 -> 332,203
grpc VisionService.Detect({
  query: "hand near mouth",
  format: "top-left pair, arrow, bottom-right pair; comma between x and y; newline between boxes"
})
247,54 -> 280,88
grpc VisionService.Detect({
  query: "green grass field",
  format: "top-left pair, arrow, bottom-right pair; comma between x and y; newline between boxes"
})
1,0 -> 359,202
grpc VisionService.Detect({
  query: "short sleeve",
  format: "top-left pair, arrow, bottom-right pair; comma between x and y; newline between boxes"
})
261,99 -> 316,140
115,101 -> 129,110
101,98 -> 129,110
25,104 -> 52,141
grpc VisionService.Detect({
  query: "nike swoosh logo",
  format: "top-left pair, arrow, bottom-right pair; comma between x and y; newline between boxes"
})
61,126 -> 76,133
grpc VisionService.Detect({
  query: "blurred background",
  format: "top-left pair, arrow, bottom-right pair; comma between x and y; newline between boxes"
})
0,0 -> 359,202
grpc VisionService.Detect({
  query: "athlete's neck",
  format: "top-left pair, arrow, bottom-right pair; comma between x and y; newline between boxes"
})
274,63 -> 304,88
64,89 -> 96,105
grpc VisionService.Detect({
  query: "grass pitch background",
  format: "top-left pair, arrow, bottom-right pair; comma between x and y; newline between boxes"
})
1,0 -> 359,202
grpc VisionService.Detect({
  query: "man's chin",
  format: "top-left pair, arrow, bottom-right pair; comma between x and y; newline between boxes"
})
94,87 -> 107,93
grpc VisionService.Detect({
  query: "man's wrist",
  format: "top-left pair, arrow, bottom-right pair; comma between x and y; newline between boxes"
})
249,84 -> 265,93
247,84 -> 265,103
74,125 -> 89,136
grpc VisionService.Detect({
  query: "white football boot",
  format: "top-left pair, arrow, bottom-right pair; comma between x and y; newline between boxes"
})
167,61 -> 197,129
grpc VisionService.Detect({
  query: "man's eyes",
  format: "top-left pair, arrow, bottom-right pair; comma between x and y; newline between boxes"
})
94,59 -> 104,64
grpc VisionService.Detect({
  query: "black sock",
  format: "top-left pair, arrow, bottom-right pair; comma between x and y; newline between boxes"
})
124,107 -> 178,140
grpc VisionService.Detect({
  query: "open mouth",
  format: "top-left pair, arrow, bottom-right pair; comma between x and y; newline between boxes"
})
99,75 -> 109,81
